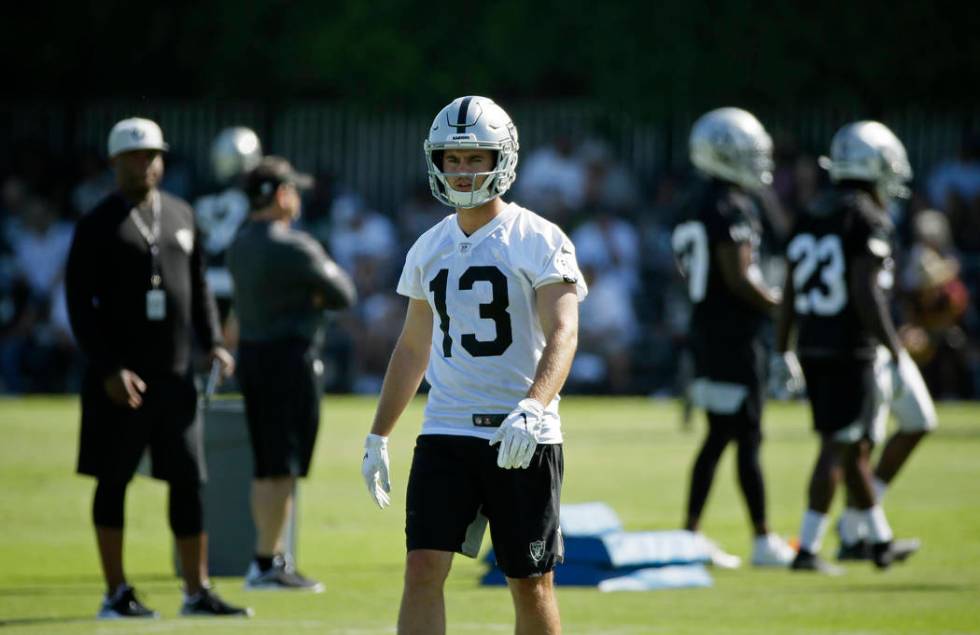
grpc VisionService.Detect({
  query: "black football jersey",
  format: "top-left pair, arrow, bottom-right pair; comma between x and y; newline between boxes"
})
672,179 -> 768,341
787,186 -> 893,359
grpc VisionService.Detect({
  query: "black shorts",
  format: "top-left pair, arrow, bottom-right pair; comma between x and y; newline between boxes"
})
77,370 -> 204,485
690,334 -> 766,421
405,434 -> 564,579
800,356 -> 878,442
237,339 -> 320,478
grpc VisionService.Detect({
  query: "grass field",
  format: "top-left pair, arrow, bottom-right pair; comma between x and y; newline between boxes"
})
1,396 -> 978,634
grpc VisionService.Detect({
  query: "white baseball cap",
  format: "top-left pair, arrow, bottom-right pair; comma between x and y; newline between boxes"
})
107,117 -> 170,158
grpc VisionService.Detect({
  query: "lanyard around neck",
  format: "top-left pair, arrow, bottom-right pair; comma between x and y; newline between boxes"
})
129,191 -> 163,288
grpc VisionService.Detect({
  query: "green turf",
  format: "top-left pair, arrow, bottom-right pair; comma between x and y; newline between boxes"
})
1,396 -> 978,634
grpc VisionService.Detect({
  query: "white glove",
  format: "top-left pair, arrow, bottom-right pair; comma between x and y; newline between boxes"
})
362,434 -> 391,509
890,349 -> 916,399
770,351 -> 805,396
489,398 -> 546,470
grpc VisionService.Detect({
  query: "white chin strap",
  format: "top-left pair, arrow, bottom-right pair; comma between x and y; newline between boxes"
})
439,171 -> 498,209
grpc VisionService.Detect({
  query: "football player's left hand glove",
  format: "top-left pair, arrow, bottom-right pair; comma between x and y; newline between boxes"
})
489,398 -> 546,470
361,434 -> 391,509
770,351 -> 805,396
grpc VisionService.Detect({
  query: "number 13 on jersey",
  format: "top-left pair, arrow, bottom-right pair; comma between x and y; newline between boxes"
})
429,266 -> 514,358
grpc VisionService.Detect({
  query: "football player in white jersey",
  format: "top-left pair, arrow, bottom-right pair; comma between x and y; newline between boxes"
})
193,127 -> 263,326
361,96 -> 586,635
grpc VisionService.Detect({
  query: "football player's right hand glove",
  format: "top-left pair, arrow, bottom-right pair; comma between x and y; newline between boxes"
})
489,398 -> 546,470
889,349 -> 916,399
361,434 -> 391,509
770,351 -> 805,397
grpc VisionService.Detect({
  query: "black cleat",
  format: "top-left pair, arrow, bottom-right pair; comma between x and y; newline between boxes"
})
872,538 -> 921,570
97,585 -> 159,619
181,587 -> 253,617
837,539 -> 872,561
790,549 -> 845,576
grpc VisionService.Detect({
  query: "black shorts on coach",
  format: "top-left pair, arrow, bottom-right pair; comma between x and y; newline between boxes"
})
237,338 -> 320,478
77,370 -> 204,485
405,434 -> 564,579
800,356 -> 877,438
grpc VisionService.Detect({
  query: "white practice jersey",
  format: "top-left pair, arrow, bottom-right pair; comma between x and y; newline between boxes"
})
194,187 -> 249,257
398,202 -> 587,443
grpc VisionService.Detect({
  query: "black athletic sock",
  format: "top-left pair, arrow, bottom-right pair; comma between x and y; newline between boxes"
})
255,554 -> 275,571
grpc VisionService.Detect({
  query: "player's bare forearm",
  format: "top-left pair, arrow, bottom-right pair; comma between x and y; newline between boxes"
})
717,243 -> 779,314
775,274 -> 796,353
370,299 -> 432,437
527,283 -> 579,406
850,256 -> 902,358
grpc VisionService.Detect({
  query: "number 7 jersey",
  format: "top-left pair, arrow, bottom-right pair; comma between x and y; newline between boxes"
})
397,203 -> 588,442
787,188 -> 893,360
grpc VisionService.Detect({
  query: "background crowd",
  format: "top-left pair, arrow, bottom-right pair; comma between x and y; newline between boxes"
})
2,120 -> 979,400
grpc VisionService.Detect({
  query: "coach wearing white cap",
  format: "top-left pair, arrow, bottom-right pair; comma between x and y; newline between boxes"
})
65,116 -> 251,619
106,117 -> 170,157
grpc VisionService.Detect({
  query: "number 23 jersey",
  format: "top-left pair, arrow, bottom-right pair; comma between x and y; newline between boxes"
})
397,203 -> 588,443
788,188 -> 893,360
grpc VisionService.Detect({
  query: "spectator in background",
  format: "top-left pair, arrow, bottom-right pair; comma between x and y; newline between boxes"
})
298,169 -> 348,248
3,196 -> 75,392
571,263 -> 638,394
570,209 -> 641,294
926,131 -> 980,253
72,149 -> 115,216
578,137 -> 640,214
326,193 -> 398,280
341,254 -> 405,394
397,181 -> 448,246
899,209 -> 973,398
514,135 -> 587,224
0,182 -> 28,390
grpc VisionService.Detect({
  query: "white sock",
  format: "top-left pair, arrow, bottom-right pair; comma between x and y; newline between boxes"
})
863,505 -> 894,543
840,507 -> 864,545
799,510 -> 829,554
873,477 -> 888,503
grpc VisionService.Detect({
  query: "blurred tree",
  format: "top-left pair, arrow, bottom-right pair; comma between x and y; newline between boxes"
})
6,1 -> 979,113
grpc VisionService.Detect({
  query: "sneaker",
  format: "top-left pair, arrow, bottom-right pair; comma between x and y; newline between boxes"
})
751,534 -> 796,567
837,539 -> 872,561
244,556 -> 324,592
97,584 -> 159,620
695,533 -> 742,569
871,538 -> 920,570
790,549 -> 845,576
181,587 -> 253,617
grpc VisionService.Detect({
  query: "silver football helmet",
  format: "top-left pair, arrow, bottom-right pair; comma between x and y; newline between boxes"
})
424,96 -> 519,209
689,107 -> 773,191
211,126 -> 263,184
818,121 -> 912,200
